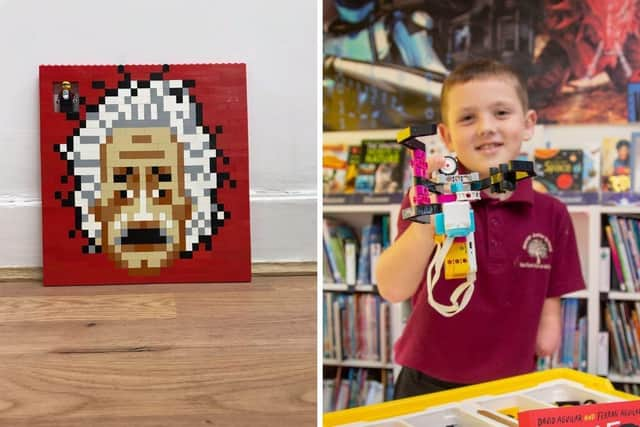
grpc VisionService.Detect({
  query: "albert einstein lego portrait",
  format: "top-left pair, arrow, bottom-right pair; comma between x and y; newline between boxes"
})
56,75 -> 230,275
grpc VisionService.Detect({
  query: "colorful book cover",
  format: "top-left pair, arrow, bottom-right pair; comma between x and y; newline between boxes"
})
534,149 -> 583,192
631,132 -> 640,192
601,137 -> 633,193
519,399 -> 640,427
628,81 -> 640,122
355,139 -> 405,194
323,143 -> 349,194
343,145 -> 361,194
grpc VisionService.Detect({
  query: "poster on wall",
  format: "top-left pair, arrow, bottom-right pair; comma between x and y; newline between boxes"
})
323,0 -> 640,130
39,64 -> 251,285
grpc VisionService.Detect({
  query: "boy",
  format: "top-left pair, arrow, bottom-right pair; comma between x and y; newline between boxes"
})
375,59 -> 585,398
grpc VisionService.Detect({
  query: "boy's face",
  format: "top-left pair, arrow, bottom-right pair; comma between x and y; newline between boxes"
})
618,145 -> 629,160
437,77 -> 536,179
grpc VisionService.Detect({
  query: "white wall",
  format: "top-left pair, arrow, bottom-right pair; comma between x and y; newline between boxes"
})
0,0 -> 318,266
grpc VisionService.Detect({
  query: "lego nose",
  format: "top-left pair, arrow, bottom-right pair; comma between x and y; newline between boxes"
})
134,189 -> 154,221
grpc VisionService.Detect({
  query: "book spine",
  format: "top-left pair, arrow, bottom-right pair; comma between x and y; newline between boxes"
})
357,225 -> 372,285
333,298 -> 344,361
379,302 -> 388,363
344,240 -> 357,286
578,315 -> 587,371
604,304 -> 625,375
605,225 -> 625,290
610,300 -> 633,375
599,247 -> 611,292
619,217 -> 640,287
597,330 -> 609,376
323,219 -> 343,283
608,216 -> 633,291
323,293 -> 332,358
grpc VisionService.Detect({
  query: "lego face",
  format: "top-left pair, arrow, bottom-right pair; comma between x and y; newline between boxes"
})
92,127 -> 192,272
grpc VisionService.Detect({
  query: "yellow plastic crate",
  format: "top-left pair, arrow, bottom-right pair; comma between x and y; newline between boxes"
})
324,368 -> 638,426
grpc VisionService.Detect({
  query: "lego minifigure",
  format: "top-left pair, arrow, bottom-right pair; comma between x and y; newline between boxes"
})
57,81 -> 78,113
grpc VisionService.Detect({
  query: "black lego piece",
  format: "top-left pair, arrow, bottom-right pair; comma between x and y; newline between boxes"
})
401,203 -> 442,223
397,124 -> 438,150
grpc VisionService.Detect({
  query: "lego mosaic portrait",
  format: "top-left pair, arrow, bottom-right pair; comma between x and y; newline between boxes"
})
39,64 -> 250,285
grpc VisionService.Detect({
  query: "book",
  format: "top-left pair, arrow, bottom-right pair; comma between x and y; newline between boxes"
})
356,225 -> 373,285
519,399 -> 640,427
604,304 -> 625,375
323,144 -> 349,194
596,331 -> 609,376
343,145 -> 361,194
604,224 -> 626,291
344,240 -> 357,285
631,132 -> 640,192
607,217 -> 633,291
628,81 -> 640,122
534,148 -> 583,192
323,219 -> 343,283
601,137 -> 633,193
355,139 -> 405,194
599,247 -> 611,292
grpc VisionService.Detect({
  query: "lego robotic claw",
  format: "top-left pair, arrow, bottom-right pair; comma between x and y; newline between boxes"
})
396,126 -> 535,317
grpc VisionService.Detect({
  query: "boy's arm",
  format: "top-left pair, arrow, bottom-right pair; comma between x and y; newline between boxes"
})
375,221 -> 437,303
376,155 -> 445,303
535,297 -> 562,357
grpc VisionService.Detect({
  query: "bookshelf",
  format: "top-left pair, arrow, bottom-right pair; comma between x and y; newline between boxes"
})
322,202 -> 405,411
566,204 -> 640,392
322,125 -> 640,407
323,203 -> 640,405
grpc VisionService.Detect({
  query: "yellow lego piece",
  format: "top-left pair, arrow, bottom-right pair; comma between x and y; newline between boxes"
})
434,234 -> 445,244
396,127 -> 411,143
444,241 -> 469,279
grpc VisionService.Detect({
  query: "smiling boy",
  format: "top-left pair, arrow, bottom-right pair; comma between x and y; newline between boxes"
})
375,59 -> 586,398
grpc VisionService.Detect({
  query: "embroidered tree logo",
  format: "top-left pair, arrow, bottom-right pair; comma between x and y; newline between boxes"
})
526,237 -> 549,264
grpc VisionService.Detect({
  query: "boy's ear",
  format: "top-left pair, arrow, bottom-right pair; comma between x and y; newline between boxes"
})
437,122 -> 454,151
523,109 -> 537,141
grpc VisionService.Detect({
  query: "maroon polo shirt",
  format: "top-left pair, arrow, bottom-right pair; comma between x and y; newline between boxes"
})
393,179 -> 585,384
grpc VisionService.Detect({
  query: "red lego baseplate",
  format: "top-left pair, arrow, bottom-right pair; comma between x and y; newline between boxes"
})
39,64 -> 251,285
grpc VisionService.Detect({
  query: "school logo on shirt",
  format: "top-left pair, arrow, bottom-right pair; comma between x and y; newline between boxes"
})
520,233 -> 552,270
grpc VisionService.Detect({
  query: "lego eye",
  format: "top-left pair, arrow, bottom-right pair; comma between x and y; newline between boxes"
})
439,156 -> 458,175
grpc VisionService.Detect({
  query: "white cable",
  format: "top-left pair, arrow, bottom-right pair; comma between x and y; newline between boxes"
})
426,236 -> 476,317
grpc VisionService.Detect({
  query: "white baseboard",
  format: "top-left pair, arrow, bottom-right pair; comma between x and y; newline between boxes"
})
0,193 -> 317,267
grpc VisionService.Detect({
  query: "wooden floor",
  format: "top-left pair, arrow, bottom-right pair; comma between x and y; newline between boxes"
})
0,275 -> 317,426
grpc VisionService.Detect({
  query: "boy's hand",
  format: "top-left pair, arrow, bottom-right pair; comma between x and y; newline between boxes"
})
408,154 -> 446,207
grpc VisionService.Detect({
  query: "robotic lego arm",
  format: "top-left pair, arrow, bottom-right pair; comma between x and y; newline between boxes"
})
397,126 -> 536,316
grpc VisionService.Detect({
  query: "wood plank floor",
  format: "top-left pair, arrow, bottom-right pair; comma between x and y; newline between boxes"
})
0,276 -> 317,426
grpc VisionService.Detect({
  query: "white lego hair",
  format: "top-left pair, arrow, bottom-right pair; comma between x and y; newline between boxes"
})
59,78 -> 225,253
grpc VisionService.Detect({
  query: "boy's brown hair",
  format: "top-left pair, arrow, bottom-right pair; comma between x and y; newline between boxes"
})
440,59 -> 529,124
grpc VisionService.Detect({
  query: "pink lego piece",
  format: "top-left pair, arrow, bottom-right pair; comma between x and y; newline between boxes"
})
437,194 -> 457,203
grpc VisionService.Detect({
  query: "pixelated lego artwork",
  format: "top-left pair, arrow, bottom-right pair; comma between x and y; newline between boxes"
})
39,64 -> 251,285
